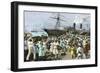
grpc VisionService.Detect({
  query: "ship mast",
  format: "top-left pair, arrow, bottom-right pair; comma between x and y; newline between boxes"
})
50,13 -> 65,29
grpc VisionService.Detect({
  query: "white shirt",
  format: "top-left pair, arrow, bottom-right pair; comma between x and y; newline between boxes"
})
77,47 -> 83,54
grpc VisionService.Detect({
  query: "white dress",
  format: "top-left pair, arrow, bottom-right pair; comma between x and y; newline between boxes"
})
52,42 -> 59,55
27,40 -> 33,50
77,47 -> 83,58
50,42 -> 54,53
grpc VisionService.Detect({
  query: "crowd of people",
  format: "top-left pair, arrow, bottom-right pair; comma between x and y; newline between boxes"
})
24,32 -> 90,61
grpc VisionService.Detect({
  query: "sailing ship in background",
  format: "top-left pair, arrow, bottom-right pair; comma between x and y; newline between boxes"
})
43,12 -> 90,37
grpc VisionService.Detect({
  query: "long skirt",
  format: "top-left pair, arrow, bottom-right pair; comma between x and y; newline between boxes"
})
52,48 -> 58,55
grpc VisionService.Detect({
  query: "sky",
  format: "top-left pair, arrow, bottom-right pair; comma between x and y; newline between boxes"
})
24,11 -> 91,32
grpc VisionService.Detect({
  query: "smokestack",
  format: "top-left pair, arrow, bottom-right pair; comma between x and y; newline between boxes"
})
80,23 -> 82,29
73,23 -> 76,30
